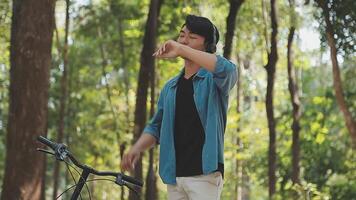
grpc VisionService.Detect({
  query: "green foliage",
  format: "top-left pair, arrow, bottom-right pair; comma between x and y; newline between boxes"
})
313,0 -> 356,57
1,0 -> 355,199
291,181 -> 330,200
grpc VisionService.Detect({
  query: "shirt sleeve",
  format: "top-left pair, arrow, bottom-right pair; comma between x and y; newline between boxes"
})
212,55 -> 238,96
143,87 -> 165,143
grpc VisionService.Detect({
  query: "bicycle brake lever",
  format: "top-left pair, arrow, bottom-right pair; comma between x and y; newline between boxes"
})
54,144 -> 68,161
115,175 -> 125,186
115,175 -> 139,195
37,148 -> 55,156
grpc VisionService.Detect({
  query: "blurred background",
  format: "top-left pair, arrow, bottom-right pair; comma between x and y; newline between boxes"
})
0,0 -> 355,199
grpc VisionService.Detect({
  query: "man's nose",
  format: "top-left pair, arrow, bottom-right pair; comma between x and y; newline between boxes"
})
180,36 -> 188,45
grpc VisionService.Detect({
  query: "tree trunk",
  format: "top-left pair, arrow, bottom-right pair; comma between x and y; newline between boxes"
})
264,0 -> 278,198
145,149 -> 158,200
1,0 -> 55,199
120,143 -> 127,200
130,0 -> 163,199
223,0 -> 245,194
316,0 -> 356,148
241,169 -> 250,200
145,58 -> 158,200
53,0 -> 70,198
223,0 -> 245,59
287,0 -> 301,184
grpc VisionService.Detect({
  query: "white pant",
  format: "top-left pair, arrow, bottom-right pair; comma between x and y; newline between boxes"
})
167,172 -> 224,200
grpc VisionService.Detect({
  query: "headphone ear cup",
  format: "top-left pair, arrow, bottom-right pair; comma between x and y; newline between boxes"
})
209,44 -> 216,53
205,41 -> 210,53
205,42 -> 216,53
204,24 -> 217,53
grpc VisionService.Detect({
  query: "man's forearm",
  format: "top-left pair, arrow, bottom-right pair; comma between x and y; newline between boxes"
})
132,133 -> 157,152
178,45 -> 217,72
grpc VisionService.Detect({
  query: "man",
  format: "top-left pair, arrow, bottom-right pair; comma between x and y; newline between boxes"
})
121,14 -> 237,200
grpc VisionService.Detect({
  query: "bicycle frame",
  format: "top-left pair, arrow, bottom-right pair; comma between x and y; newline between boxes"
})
37,136 -> 143,200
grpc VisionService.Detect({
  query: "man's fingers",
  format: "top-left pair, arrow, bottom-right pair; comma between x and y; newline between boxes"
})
131,154 -> 140,169
121,157 -> 126,171
152,41 -> 171,57
121,151 -> 143,173
132,154 -> 139,165
163,42 -> 166,52
122,156 -> 129,171
153,42 -> 174,58
121,154 -> 134,172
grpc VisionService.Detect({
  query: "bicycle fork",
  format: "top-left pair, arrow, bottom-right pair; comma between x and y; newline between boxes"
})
71,168 -> 90,200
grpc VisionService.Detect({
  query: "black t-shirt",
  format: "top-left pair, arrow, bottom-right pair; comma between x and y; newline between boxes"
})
174,73 -> 224,177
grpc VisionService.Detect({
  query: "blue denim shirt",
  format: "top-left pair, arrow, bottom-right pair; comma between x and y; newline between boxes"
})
143,55 -> 237,184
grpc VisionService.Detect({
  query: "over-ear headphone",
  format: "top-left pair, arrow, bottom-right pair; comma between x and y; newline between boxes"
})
205,24 -> 217,53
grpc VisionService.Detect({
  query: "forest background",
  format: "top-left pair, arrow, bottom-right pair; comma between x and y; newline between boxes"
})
0,0 -> 355,199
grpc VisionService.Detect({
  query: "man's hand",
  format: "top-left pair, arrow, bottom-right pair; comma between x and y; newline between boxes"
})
120,133 -> 157,172
153,40 -> 182,59
121,148 -> 141,172
153,39 -> 218,72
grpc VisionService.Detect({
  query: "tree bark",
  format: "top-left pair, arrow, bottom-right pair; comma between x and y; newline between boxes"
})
287,0 -> 301,184
316,0 -> 356,148
223,0 -> 245,59
223,0 -> 245,197
264,0 -> 278,198
145,65 -> 158,200
1,0 -> 55,199
120,143 -> 127,200
53,0 -> 70,198
130,0 -> 163,199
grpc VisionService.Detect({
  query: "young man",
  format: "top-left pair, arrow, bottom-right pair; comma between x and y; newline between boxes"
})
121,14 -> 237,200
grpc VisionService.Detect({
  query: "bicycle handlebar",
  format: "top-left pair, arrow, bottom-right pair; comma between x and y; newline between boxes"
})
38,135 -> 57,150
37,136 -> 143,187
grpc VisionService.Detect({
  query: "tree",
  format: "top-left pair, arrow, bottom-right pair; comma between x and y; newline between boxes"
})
223,0 -> 245,59
145,60 -> 158,200
222,1 -> 245,199
130,0 -> 163,199
263,0 -> 278,197
1,0 -> 55,199
287,0 -> 302,184
315,0 -> 356,148
53,0 -> 70,198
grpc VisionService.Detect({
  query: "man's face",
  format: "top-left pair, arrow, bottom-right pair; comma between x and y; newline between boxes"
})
177,26 -> 206,52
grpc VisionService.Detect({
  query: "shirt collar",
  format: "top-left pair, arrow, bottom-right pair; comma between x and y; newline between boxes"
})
169,67 -> 208,88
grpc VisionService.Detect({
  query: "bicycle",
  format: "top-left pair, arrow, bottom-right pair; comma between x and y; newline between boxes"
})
37,136 -> 143,200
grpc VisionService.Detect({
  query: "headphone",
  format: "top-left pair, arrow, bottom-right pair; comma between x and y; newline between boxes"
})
205,24 -> 217,53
